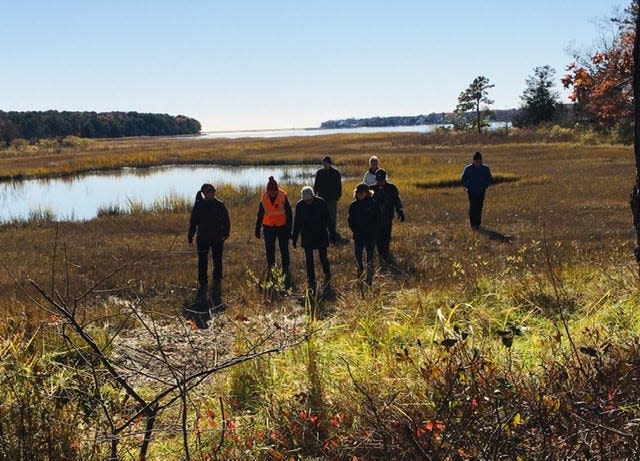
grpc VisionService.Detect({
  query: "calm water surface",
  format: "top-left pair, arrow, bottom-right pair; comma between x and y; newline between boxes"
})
0,164 -> 317,223
198,122 -> 510,139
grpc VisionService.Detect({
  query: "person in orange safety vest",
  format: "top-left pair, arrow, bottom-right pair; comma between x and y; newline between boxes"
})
255,176 -> 293,278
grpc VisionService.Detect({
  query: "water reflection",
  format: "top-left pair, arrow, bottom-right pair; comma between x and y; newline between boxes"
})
0,164 -> 317,223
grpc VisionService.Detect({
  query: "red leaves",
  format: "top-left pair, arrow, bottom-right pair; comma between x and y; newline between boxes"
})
563,28 -> 634,128
416,420 -> 445,438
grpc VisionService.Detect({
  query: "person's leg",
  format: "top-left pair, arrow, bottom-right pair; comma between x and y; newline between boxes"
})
476,191 -> 486,227
276,227 -> 290,271
318,246 -> 331,282
326,200 -> 338,232
211,240 -> 224,282
377,223 -> 392,267
263,227 -> 277,268
354,239 -> 365,275
468,192 -> 485,229
211,240 -> 224,306
196,239 -> 209,289
304,247 -> 316,290
365,239 -> 375,285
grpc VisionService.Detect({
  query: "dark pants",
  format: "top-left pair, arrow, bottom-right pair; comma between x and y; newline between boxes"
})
468,191 -> 486,228
264,226 -> 290,271
325,200 -> 338,234
354,238 -> 375,281
303,246 -> 330,288
197,238 -> 224,288
376,221 -> 393,266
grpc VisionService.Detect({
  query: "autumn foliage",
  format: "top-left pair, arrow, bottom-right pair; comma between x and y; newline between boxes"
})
562,27 -> 634,133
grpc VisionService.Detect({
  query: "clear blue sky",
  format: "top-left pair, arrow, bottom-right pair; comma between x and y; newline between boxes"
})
0,0 -> 627,131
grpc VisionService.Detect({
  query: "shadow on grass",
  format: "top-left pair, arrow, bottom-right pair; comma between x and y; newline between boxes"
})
478,227 -> 515,243
183,294 -> 212,329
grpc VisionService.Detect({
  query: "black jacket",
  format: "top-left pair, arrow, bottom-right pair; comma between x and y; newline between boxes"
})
188,198 -> 230,243
371,182 -> 403,225
348,196 -> 380,241
313,167 -> 342,202
292,197 -> 336,249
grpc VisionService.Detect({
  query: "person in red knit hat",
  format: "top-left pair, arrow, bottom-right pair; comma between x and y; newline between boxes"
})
255,176 -> 293,284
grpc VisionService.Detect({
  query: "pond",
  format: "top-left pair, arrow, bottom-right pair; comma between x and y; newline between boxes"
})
0,164 -> 318,223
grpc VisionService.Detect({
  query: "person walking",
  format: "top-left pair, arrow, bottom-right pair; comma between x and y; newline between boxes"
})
291,186 -> 336,295
461,151 -> 493,230
255,176 -> 292,281
370,169 -> 405,270
313,156 -> 342,236
348,183 -> 380,287
188,183 -> 230,309
363,155 -> 381,186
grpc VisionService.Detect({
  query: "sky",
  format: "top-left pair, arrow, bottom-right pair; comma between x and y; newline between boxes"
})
0,0 -> 628,132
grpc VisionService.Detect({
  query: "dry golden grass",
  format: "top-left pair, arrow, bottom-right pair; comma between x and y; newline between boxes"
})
0,133 -> 633,327
1,132 -> 639,458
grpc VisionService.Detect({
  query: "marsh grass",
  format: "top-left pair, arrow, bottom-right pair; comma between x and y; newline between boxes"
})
1,132 -> 639,458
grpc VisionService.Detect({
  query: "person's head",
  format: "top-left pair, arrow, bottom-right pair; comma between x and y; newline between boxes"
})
375,168 -> 387,186
322,155 -> 332,169
369,155 -> 379,169
266,176 -> 279,198
355,183 -> 371,200
473,151 -> 483,166
301,186 -> 314,203
200,183 -> 216,200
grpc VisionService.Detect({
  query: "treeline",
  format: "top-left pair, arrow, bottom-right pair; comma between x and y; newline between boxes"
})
320,109 -> 521,129
0,111 -> 201,144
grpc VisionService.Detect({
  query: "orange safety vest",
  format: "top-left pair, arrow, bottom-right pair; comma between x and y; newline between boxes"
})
261,190 -> 287,227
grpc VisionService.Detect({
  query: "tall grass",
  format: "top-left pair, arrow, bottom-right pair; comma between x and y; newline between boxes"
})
0,133 -> 638,457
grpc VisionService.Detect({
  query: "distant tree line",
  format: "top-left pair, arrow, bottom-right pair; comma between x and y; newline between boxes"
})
320,109 -> 520,130
0,111 -> 201,145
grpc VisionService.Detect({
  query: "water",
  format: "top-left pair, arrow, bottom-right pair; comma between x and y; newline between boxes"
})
198,122 -> 510,139
0,164 -> 317,223
199,125 -> 445,139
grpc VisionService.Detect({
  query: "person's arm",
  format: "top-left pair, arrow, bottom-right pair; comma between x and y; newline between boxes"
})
284,197 -> 293,231
313,171 -> 320,195
347,203 -> 357,235
394,186 -> 405,222
325,200 -> 337,242
461,166 -> 471,189
487,166 -> 494,187
336,170 -> 342,200
221,203 -> 231,240
291,202 -> 301,247
187,204 -> 198,244
255,202 -> 265,238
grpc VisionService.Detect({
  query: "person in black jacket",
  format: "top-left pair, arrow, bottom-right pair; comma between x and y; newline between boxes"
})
292,186 -> 336,295
348,183 -> 380,286
370,169 -> 405,269
313,156 -> 342,237
188,183 -> 230,308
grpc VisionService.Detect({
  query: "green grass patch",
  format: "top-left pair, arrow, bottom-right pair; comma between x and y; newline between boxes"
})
414,172 -> 520,189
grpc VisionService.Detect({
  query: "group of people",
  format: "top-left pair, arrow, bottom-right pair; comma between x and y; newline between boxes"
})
188,151 -> 492,311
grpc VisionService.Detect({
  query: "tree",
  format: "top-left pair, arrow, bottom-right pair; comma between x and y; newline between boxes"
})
562,6 -> 634,137
515,65 -> 560,126
455,76 -> 494,133
630,0 -> 640,276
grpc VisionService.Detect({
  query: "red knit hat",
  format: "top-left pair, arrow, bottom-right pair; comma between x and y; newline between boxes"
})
267,176 -> 278,192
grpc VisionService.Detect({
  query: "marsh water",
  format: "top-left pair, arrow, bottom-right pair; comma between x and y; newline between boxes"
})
0,164 -> 317,223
